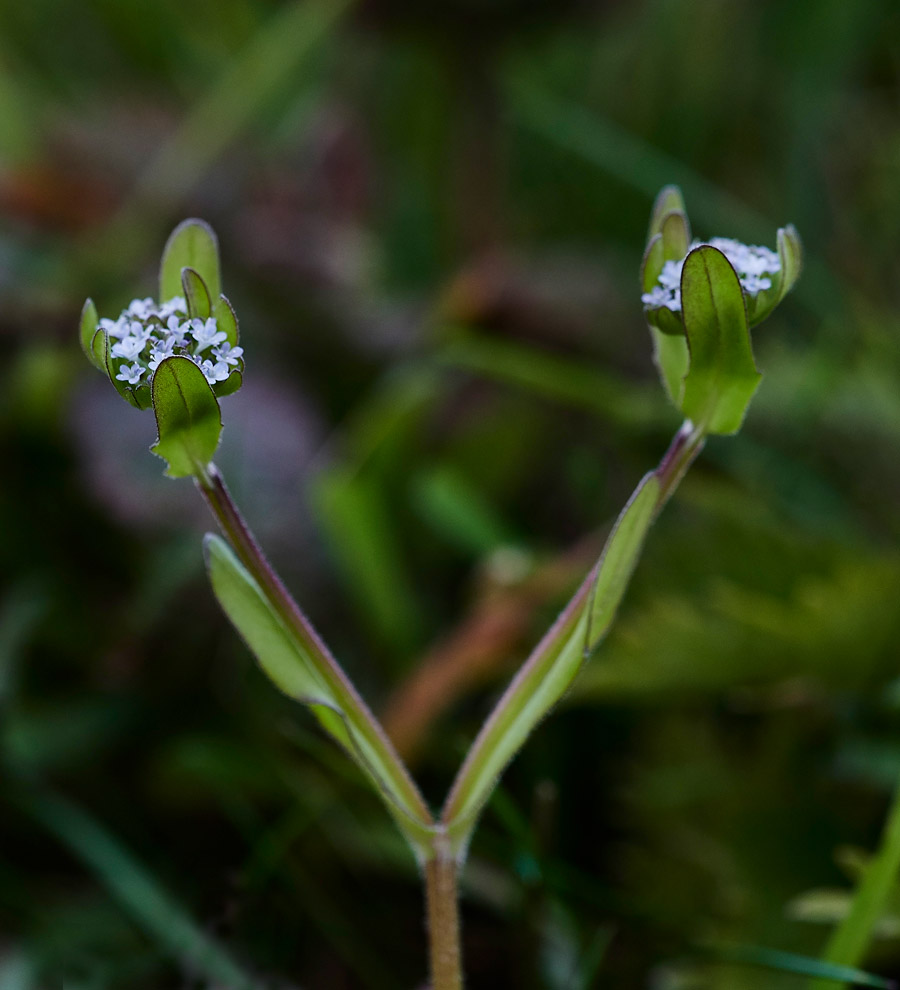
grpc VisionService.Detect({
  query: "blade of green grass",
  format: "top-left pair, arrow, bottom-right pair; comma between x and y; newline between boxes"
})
808,781 -> 900,990
705,940 -> 895,988
14,787 -> 266,990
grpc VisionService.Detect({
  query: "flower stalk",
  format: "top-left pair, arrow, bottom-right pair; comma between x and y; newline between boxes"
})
196,463 -> 435,847
424,832 -> 464,990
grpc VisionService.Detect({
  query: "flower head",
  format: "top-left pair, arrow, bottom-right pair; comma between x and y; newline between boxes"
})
80,218 -> 244,410
85,294 -> 243,404
642,238 -> 783,316
638,184 -> 802,436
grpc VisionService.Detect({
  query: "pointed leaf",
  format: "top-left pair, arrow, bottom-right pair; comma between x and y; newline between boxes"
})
647,185 -> 687,242
203,533 -> 434,853
214,368 -> 243,398
132,384 -> 153,410
660,210 -> 690,261
80,299 -> 103,369
642,222 -> 689,338
680,245 -> 761,435
160,219 -> 221,303
443,474 -> 662,854
150,356 -> 222,477
641,234 -> 665,293
645,304 -> 686,337
95,329 -> 141,409
585,473 -> 660,654
747,224 -> 804,326
181,267 -> 211,320
777,223 -> 803,297
213,294 -> 239,346
652,326 -> 690,404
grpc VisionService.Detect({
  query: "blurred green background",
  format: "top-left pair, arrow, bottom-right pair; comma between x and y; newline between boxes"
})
3,0 -> 900,986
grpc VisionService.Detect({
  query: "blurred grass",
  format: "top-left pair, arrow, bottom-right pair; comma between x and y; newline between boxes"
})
3,0 -> 900,986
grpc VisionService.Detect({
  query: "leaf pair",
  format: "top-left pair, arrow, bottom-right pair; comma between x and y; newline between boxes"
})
203,466 -> 666,860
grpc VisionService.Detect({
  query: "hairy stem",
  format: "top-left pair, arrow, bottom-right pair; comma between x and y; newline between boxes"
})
195,463 -> 433,834
441,419 -> 705,847
425,834 -> 464,990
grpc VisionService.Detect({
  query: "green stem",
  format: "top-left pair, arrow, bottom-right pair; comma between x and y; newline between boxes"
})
425,832 -> 464,990
195,462 -> 434,835
441,419 -> 705,848
809,779 -> 900,990
653,417 -> 706,509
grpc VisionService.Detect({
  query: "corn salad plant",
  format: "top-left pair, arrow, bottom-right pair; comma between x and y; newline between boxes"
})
80,186 -> 804,988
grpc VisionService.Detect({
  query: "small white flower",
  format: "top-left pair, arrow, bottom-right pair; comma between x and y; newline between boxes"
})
200,359 -> 230,383
127,297 -> 155,319
190,317 -> 226,351
164,315 -> 190,346
658,259 -> 685,290
115,362 -> 145,385
147,337 -> 179,371
213,342 -> 243,366
158,296 -> 187,318
708,238 -> 780,279
98,316 -> 128,339
128,320 -> 153,341
741,274 -> 773,294
641,285 -> 681,311
111,335 -> 147,360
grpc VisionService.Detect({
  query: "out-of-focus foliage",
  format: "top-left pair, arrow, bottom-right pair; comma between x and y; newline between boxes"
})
3,0 -> 900,986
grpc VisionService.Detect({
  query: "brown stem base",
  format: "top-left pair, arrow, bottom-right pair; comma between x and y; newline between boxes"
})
425,847 -> 464,990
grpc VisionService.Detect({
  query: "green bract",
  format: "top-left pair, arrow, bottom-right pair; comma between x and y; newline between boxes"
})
640,186 -> 802,435
150,357 -> 223,479
78,219 -> 244,477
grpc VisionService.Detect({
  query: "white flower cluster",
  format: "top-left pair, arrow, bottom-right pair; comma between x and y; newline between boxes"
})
642,237 -> 781,313
96,296 -> 243,388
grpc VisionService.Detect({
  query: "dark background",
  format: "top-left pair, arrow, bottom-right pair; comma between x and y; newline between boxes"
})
2,0 -> 900,986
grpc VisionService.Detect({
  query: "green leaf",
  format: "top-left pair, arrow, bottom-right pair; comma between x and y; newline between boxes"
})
94,328 -> 141,409
680,245 -> 761,435
79,299 -> 103,370
181,267 -> 211,320
651,326 -> 690,404
660,209 -> 691,261
160,219 -> 221,303
585,473 -> 661,654
203,533 -> 434,855
647,185 -> 688,241
747,224 -> 804,325
215,369 -> 243,398
641,234 -> 665,293
213,294 -> 239,346
641,216 -> 690,339
443,473 -> 662,855
150,356 -> 222,478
